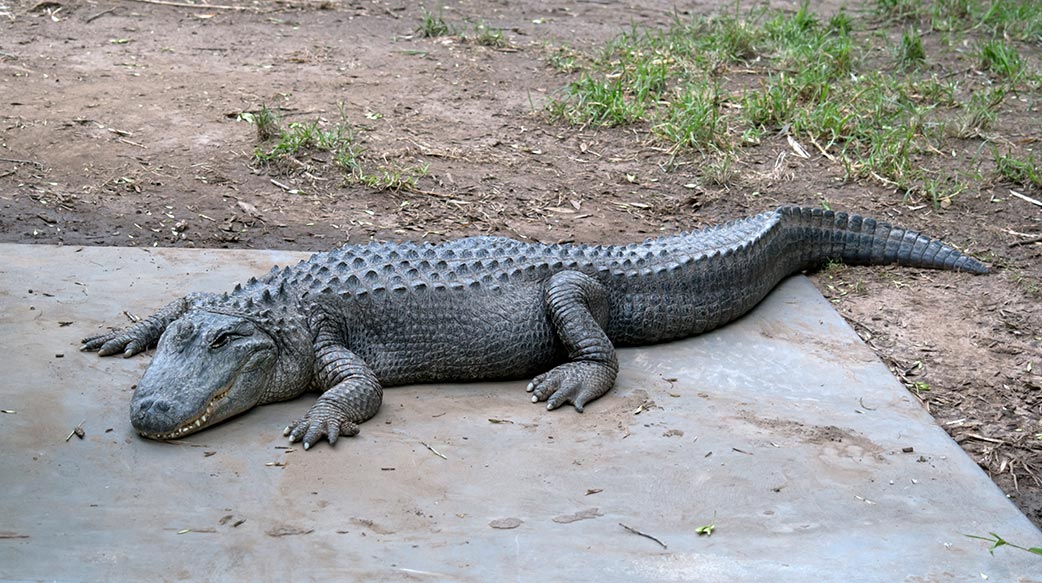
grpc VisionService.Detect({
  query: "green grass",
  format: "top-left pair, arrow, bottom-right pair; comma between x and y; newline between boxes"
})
417,10 -> 506,48
358,163 -> 431,191
466,22 -> 505,47
543,0 -> 1041,201
253,118 -> 354,166
874,0 -> 927,23
971,0 -> 1042,43
947,87 -> 1004,138
995,149 -> 1042,189
239,105 -> 280,141
918,0 -> 1042,41
653,83 -> 728,154
965,532 -> 1042,558
418,7 -> 453,38
978,39 -> 1024,79
898,27 -> 926,69
546,45 -> 584,73
244,105 -> 427,192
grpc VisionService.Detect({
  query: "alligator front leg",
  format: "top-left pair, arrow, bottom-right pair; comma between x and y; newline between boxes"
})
527,270 -> 619,412
284,317 -> 383,449
81,294 -> 203,357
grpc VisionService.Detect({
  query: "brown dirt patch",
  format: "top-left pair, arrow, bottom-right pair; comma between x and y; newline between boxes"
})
2,0 -> 1040,527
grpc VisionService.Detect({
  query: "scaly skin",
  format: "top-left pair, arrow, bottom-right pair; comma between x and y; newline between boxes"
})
82,207 -> 988,449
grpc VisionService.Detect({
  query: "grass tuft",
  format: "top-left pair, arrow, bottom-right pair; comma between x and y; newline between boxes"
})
654,83 -> 728,153
358,163 -> 431,191
238,105 -> 281,142
700,151 -> 741,186
947,88 -> 1004,139
977,39 -> 1023,79
995,149 -> 1042,189
244,104 -> 427,192
418,7 -> 453,38
546,45 -> 584,73
874,0 -> 926,23
467,22 -> 505,47
898,27 -> 926,69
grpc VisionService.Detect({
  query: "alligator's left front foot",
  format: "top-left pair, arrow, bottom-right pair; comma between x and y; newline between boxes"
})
284,397 -> 361,450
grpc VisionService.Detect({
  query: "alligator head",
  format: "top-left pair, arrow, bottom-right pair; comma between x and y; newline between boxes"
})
130,310 -> 279,440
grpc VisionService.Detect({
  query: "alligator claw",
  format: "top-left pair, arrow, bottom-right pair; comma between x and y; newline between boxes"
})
81,331 -> 122,353
285,400 -> 361,450
527,361 -> 615,413
82,329 -> 150,357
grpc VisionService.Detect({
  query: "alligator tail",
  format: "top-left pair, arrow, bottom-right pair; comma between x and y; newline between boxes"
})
777,206 -> 989,274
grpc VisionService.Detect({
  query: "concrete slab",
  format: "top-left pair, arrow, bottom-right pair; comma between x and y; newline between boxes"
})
1,243 -> 1040,583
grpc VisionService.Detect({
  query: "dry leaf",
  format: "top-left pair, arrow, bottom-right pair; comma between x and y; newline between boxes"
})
787,135 -> 810,159
489,517 -> 523,529
237,201 -> 262,218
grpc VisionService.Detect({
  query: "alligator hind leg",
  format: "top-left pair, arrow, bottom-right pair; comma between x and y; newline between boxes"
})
527,270 -> 619,412
285,314 -> 383,449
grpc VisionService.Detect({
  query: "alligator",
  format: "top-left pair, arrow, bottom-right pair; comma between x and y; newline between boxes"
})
82,206 -> 987,450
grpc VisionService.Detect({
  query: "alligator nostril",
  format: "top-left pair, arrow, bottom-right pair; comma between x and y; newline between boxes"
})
131,396 -> 176,432
135,397 -> 171,414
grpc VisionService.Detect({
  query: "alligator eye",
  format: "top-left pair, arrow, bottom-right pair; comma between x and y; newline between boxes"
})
210,333 -> 232,349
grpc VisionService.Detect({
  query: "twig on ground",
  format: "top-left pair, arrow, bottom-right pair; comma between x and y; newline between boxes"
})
119,0 -> 254,11
118,138 -> 146,149
966,433 -> 1005,445
86,7 -> 116,22
0,157 -> 43,168
618,523 -> 667,549
1009,235 -> 1042,248
420,441 -> 447,460
1010,190 -> 1042,208
65,419 -> 86,442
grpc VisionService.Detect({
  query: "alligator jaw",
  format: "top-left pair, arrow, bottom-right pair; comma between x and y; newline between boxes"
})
140,383 -> 232,441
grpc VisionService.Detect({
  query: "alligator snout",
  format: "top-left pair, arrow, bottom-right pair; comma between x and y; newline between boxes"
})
131,396 -> 178,433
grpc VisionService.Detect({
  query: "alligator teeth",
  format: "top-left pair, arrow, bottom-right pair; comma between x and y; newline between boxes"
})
145,386 -> 230,440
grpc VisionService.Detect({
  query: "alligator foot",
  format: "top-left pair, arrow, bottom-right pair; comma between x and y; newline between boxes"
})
527,361 -> 617,413
284,397 -> 362,450
81,330 -> 151,357
82,296 -> 197,357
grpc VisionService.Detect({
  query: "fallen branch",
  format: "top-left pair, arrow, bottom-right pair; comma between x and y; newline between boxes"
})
86,7 -> 116,22
120,0 -> 254,11
966,433 -> 1004,445
1010,189 -> 1042,208
65,419 -> 86,442
270,179 -> 292,191
0,157 -> 43,168
420,441 -> 447,460
618,523 -> 667,550
1009,235 -> 1042,248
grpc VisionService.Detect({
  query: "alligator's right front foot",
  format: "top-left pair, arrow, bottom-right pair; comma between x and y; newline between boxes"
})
81,296 -> 196,358
81,330 -> 149,357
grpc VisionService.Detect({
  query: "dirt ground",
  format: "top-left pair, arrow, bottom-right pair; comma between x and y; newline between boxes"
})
2,0 -> 1040,529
